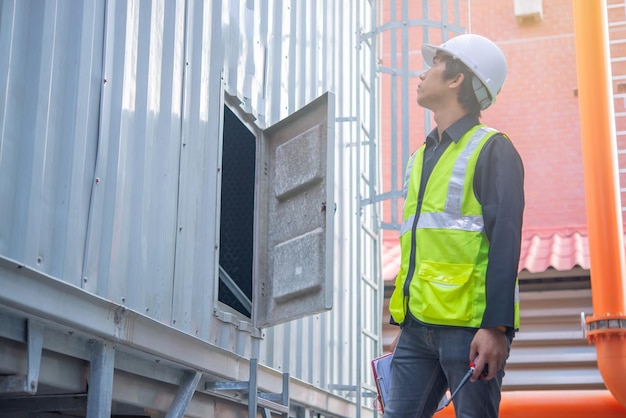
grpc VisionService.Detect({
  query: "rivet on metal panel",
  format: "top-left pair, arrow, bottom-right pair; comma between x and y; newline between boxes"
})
95,177 -> 101,184
83,277 -> 88,283
36,257 -> 42,264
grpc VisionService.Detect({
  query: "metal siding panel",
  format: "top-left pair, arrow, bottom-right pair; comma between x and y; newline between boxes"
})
0,0 -> 104,288
222,0 -> 270,126
86,0 -> 129,299
171,0 -> 222,340
312,3 -> 333,390
280,1 -> 292,121
296,0 -> 306,110
329,0 -> 344,390
320,0 -> 329,93
0,1 -> 35,261
240,0 -> 254,115
222,0 -> 240,99
287,0 -> 296,114
317,0 -> 360,395
266,0 -> 283,124
310,315 -> 323,385
255,0 -> 268,125
309,0 -> 317,101
347,0 -> 359,394
83,0 -> 184,321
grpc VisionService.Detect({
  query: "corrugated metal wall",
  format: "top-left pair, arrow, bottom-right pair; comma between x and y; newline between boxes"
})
0,0 -> 380,412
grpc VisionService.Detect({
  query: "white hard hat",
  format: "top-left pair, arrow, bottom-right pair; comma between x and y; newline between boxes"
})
422,34 -> 508,110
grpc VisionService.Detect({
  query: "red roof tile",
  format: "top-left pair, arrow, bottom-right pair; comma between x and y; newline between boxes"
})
519,227 -> 589,273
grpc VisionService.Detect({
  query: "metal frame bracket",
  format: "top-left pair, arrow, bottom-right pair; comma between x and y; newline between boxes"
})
165,370 -> 203,418
204,358 -> 289,417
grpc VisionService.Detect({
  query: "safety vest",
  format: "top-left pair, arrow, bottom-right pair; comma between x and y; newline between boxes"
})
389,125 -> 520,329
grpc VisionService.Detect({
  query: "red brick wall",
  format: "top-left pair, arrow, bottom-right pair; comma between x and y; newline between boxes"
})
469,0 -> 586,228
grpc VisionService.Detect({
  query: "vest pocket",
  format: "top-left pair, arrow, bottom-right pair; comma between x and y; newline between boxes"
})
417,260 -> 474,322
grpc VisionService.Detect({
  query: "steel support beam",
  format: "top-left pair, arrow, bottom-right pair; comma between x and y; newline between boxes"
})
86,340 -> 115,418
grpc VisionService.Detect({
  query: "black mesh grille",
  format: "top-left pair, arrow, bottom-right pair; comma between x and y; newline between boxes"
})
218,106 -> 256,317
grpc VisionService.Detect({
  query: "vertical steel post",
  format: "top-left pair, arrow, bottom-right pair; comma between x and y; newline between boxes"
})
86,340 -> 115,418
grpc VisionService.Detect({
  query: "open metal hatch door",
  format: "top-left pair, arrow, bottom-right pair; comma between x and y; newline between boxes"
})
253,92 -> 335,329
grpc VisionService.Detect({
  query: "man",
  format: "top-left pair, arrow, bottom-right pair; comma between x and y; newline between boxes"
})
385,34 -> 524,418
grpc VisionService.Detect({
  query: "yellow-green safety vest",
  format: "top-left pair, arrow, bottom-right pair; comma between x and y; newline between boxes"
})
389,125 -> 520,329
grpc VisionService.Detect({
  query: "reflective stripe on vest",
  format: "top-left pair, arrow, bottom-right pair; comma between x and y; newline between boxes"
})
400,127 -> 490,235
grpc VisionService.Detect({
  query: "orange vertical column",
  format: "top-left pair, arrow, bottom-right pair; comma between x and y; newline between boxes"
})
573,0 -> 626,408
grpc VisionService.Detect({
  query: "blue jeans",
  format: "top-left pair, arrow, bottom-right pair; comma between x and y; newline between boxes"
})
384,321 -> 511,418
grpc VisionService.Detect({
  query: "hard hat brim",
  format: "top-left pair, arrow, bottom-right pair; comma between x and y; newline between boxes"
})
421,44 -> 439,67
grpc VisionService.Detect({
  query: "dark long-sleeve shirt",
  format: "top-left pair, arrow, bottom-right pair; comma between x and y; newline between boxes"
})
417,115 -> 525,334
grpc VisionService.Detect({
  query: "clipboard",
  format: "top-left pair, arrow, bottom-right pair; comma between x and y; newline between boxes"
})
371,353 -> 393,413
371,353 -> 448,413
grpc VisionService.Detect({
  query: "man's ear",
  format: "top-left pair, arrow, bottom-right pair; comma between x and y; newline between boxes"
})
450,72 -> 464,88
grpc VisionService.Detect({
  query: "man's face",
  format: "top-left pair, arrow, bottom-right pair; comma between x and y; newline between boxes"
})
417,54 -> 453,110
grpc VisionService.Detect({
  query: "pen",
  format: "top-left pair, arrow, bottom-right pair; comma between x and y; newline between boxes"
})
444,362 -> 488,407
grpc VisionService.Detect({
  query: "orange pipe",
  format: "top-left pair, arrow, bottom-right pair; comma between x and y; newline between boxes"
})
434,390 -> 626,418
573,0 -> 626,409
